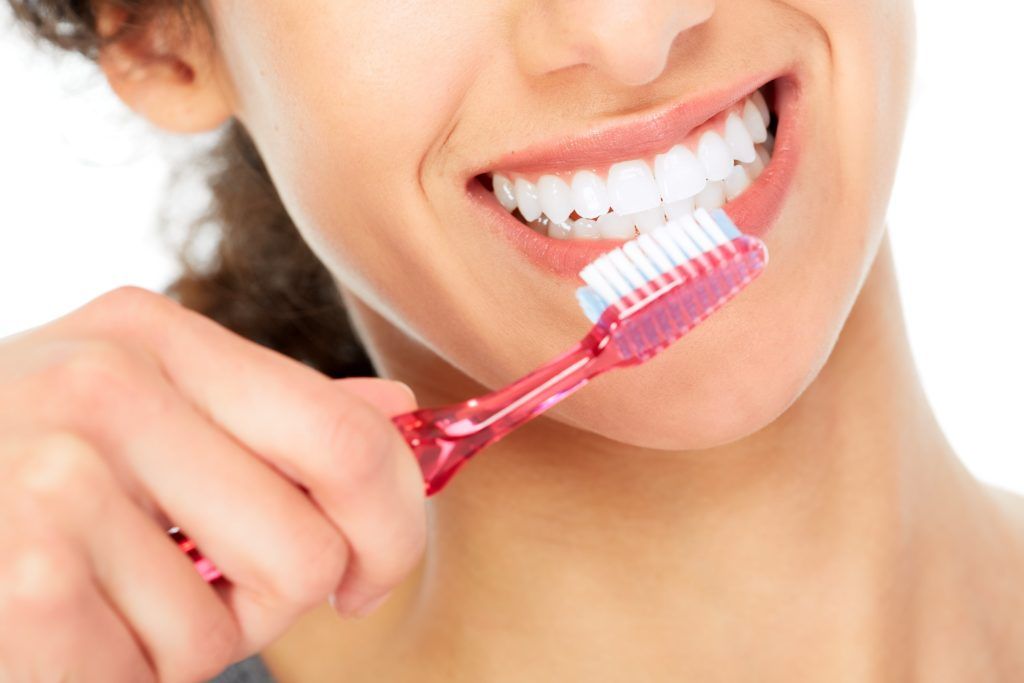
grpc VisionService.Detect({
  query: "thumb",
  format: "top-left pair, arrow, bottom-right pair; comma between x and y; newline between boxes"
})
333,377 -> 418,416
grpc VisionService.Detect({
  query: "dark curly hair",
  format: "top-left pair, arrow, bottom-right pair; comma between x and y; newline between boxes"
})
6,0 -> 375,378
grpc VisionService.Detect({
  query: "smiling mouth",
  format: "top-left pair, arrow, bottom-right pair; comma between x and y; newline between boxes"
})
478,85 -> 779,242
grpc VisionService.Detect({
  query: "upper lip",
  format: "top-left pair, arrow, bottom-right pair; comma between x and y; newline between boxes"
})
473,69 -> 785,179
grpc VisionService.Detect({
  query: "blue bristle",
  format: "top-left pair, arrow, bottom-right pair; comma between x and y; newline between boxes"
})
575,209 -> 746,324
711,208 -> 741,240
576,286 -> 609,324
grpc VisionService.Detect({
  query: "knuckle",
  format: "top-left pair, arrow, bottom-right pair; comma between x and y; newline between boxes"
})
372,508 -> 429,591
178,609 -> 242,679
72,286 -> 183,340
47,340 -> 141,404
89,285 -> 172,322
321,403 -> 395,497
277,522 -> 350,605
15,431 -> 109,504
0,544 -> 89,619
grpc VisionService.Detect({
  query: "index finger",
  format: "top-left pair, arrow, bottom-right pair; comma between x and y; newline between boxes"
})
65,287 -> 428,611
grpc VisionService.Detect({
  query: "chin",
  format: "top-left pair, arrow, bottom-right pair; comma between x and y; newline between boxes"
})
540,281 -> 839,453
440,61 -> 882,452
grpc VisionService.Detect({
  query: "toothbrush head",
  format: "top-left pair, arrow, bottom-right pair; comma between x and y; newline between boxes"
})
576,208 -> 768,363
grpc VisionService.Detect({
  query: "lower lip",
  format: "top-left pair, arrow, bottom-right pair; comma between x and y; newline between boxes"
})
467,74 -> 802,282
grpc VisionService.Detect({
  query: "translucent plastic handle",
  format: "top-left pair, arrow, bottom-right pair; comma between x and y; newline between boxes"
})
169,325 -> 620,583
169,527 -> 222,582
168,234 -> 769,584
394,330 -> 620,495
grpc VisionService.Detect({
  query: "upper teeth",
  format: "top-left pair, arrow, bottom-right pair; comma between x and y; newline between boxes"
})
571,171 -> 610,219
607,160 -> 662,215
489,89 -> 773,240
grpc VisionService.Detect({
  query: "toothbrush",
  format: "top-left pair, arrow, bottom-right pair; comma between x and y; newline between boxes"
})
173,207 -> 768,582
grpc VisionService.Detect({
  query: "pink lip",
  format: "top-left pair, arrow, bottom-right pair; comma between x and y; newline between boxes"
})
467,70 -> 802,281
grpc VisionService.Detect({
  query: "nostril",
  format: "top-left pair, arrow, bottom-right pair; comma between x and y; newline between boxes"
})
513,0 -> 714,85
588,0 -> 715,87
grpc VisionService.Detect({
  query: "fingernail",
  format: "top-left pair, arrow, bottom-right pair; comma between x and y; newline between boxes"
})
352,592 -> 390,618
330,589 -> 392,618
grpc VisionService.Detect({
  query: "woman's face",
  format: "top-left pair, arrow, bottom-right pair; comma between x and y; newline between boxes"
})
202,0 -> 915,449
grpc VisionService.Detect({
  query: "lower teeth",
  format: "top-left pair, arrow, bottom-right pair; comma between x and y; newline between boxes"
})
520,140 -> 772,240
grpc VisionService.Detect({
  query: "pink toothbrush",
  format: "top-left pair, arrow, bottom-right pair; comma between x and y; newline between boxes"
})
173,207 -> 768,582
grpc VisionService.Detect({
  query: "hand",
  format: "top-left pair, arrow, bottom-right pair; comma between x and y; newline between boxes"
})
0,287 -> 427,682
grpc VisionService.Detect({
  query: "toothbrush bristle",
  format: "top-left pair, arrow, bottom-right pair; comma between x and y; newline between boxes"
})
575,208 -> 767,361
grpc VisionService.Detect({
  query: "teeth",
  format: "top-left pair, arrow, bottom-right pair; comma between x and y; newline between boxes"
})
654,145 -> 707,204
697,131 -> 734,182
598,211 -> 637,239
571,171 -> 611,219
607,160 -> 661,215
537,175 -> 574,224
742,99 -> 768,144
492,88 -> 777,241
548,218 -> 575,240
572,218 -> 601,239
530,214 -> 552,234
724,113 -> 756,164
724,165 -> 751,200
664,198 -> 695,220
751,90 -> 771,125
515,178 -> 542,222
695,180 -> 726,211
756,144 -> 771,167
747,148 -> 765,179
630,207 -> 667,234
493,173 -> 517,212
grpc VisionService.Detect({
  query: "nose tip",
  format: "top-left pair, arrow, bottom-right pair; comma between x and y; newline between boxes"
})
583,21 -> 688,87
515,1 -> 716,87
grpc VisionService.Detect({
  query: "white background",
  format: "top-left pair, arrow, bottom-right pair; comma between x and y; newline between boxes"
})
1,5 -> 1022,491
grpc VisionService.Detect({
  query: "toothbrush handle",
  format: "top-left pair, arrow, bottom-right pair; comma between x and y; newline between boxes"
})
171,326 -> 618,583
395,330 -> 617,495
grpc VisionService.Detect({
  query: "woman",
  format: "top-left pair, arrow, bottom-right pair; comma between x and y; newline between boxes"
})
2,0 -> 1022,680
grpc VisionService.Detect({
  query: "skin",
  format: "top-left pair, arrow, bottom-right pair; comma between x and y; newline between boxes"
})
42,0 -> 1024,679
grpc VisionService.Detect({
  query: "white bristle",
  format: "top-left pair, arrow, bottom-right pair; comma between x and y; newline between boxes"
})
580,263 -> 618,307
680,216 -> 716,253
694,209 -> 730,246
636,234 -> 675,273
622,241 -> 660,280
650,226 -> 689,265
608,249 -> 648,290
594,256 -> 634,299
664,220 -> 704,259
574,208 -> 752,323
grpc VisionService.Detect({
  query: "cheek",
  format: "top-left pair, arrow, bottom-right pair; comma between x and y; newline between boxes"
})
211,0 -> 487,287
546,9 -> 916,450
791,0 -> 916,220
210,0 -> 914,451
546,221 -> 856,452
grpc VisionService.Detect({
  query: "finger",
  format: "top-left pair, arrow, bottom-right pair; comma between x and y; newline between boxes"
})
332,377 -> 418,416
69,288 -> 429,611
31,355 -> 354,647
0,436 -> 155,681
20,435 -> 247,681
0,545 -> 157,683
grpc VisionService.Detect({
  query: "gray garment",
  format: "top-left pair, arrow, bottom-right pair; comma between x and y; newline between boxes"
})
208,656 -> 276,683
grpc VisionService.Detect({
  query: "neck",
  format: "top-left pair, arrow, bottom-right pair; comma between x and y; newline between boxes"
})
286,234 -> 1014,681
